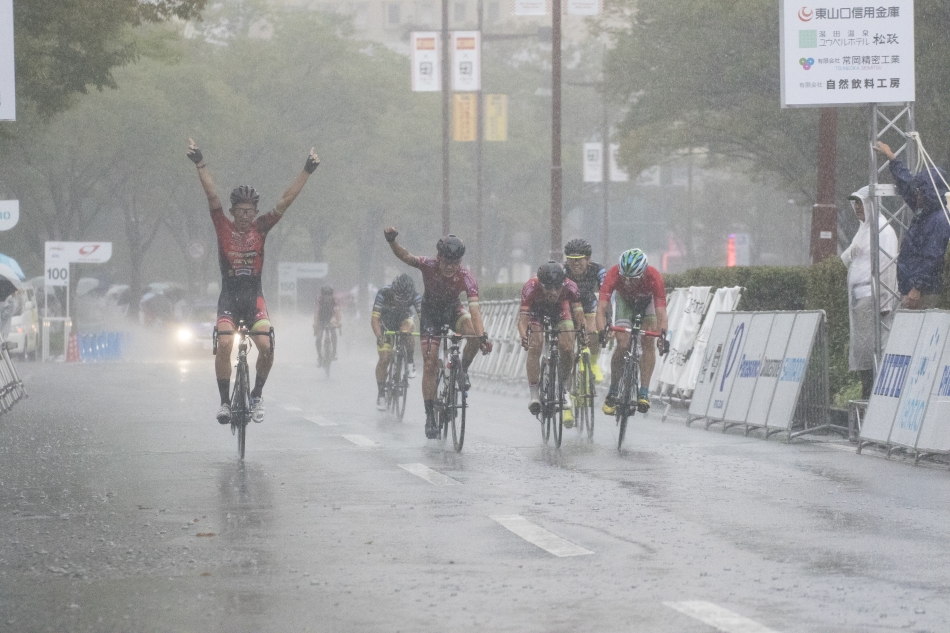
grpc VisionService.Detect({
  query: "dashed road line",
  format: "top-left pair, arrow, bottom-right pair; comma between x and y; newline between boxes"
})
342,434 -> 379,447
282,405 -> 303,412
306,415 -> 338,427
490,515 -> 593,557
398,463 -> 460,486
664,601 -> 781,633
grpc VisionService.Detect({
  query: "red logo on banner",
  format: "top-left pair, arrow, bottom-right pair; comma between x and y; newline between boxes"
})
798,7 -> 813,21
79,244 -> 100,255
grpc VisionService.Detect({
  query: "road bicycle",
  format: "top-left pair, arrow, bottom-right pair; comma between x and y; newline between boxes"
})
432,327 -> 484,453
529,317 -> 585,449
571,338 -> 596,442
213,322 -> 274,460
382,329 -> 413,421
607,314 -> 661,453
316,324 -> 339,376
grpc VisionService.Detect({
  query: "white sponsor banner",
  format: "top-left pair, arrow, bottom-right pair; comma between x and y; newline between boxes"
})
0,0 -> 15,121
278,261 -> 328,298
655,287 -> 711,391
609,143 -> 629,182
887,312 -> 950,449
514,0 -> 546,16
45,241 -> 113,264
780,0 -> 915,107
688,312 -> 735,419
860,310 -> 923,444
723,313 -> 774,424
583,142 -> 603,183
652,288 -> 688,391
678,287 -> 742,395
567,0 -> 599,16
746,312 -> 795,426
915,315 -> 950,454
0,199 -> 18,230
451,31 -> 481,92
767,311 -> 821,431
411,32 -> 440,92
705,313 -> 755,421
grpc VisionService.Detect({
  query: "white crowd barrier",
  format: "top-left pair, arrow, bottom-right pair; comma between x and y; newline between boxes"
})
0,339 -> 27,416
686,310 -> 838,440
652,286 -> 714,398
859,310 -> 950,463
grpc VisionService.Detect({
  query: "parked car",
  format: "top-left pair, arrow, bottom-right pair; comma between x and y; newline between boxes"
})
174,299 -> 218,355
6,287 -> 39,360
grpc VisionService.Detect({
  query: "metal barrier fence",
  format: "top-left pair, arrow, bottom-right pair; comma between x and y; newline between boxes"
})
0,340 -> 27,416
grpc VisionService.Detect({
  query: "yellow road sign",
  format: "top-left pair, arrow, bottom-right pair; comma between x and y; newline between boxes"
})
485,94 -> 507,141
453,94 -> 477,142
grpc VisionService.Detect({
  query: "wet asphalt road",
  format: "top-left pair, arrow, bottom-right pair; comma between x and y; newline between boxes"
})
2,321 -> 950,633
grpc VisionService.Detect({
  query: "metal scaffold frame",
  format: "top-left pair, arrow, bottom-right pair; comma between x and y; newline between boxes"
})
868,102 -> 915,366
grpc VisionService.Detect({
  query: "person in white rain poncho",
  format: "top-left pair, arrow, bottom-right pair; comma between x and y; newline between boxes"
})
840,186 -> 898,398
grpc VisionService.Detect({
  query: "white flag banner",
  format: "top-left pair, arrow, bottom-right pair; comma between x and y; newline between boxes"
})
567,0 -> 600,16
676,286 -> 743,396
609,143 -> 629,182
411,32 -> 440,92
451,31 -> 481,92
583,142 -> 603,183
0,0 -> 15,120
514,0 -> 546,16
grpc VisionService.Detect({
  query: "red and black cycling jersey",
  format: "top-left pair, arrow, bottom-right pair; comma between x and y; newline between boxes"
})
520,277 -> 581,316
211,203 -> 282,293
411,256 -> 479,307
599,264 -> 667,309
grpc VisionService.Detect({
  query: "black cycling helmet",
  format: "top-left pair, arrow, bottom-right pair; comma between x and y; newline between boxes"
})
537,261 -> 566,288
392,273 -> 414,298
436,234 -> 465,260
321,286 -> 334,295
230,185 -> 260,207
564,238 -> 592,258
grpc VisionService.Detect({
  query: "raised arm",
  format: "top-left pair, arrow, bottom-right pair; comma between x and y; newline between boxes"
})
383,228 -> 419,267
187,138 -> 222,210
274,148 -> 320,216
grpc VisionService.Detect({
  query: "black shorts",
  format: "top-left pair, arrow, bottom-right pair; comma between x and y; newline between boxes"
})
379,309 -> 413,332
419,300 -> 470,342
217,281 -> 270,330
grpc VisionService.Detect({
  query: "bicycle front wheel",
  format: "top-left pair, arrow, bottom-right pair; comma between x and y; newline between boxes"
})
617,359 -> 638,452
393,349 -> 409,421
437,366 -> 451,446
552,356 -> 564,449
451,375 -> 466,452
575,354 -> 595,441
321,332 -> 333,376
231,360 -> 250,460
539,363 -> 552,445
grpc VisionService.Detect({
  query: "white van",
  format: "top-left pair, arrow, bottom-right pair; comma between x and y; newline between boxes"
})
7,287 -> 38,359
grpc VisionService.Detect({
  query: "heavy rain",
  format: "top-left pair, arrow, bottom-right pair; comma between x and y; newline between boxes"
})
1,0 -> 950,631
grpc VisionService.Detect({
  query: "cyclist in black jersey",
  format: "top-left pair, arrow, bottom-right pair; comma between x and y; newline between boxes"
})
371,273 -> 422,409
564,238 -> 607,383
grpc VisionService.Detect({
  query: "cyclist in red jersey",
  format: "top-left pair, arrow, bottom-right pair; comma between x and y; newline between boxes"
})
383,227 -> 492,439
517,261 -> 586,426
596,248 -> 669,414
187,138 -> 320,425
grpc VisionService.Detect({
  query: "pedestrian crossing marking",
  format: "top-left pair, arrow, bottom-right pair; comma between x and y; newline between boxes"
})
664,601 -> 781,633
398,463 -> 460,486
490,515 -> 592,557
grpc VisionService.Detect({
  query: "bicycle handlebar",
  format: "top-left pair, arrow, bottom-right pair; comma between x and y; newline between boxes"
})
608,325 -> 662,338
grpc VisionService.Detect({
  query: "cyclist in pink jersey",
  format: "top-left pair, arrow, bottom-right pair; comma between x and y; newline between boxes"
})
384,227 -> 492,439
188,138 -> 319,425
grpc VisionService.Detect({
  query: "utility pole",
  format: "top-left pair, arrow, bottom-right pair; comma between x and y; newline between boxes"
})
475,0 -> 484,277
601,82 -> 609,264
441,0 -> 451,234
810,107 -> 838,263
549,0 -> 562,260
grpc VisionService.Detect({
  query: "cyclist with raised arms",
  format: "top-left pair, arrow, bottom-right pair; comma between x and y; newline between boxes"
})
518,261 -> 586,427
187,138 -> 320,425
563,238 -> 607,383
383,228 -> 492,439
371,273 -> 422,410
596,248 -> 670,415
313,286 -> 341,367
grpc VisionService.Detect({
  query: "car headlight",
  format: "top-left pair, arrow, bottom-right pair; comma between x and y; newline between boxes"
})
177,327 -> 194,343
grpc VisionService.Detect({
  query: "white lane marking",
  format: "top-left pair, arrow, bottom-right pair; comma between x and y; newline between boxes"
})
282,405 -> 303,412
664,601 -> 781,633
306,415 -> 338,427
490,515 -> 592,557
342,434 -> 379,447
398,463 -> 460,486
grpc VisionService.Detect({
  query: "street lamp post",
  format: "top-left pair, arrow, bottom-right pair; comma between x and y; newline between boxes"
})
441,0 -> 451,234
549,0 -> 562,261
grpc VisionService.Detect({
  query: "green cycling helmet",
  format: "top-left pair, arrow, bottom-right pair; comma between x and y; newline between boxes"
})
618,248 -> 648,278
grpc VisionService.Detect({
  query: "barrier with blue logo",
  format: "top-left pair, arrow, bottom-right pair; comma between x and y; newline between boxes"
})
78,331 -> 124,361
859,310 -> 950,462
687,311 -> 832,439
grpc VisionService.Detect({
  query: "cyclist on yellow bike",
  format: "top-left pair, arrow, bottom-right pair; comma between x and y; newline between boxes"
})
596,248 -> 669,415
371,273 -> 422,410
563,238 -> 607,383
518,262 -> 586,427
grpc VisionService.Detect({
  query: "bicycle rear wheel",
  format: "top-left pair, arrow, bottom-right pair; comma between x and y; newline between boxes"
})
321,331 -> 333,377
